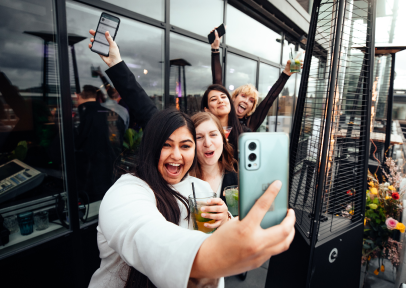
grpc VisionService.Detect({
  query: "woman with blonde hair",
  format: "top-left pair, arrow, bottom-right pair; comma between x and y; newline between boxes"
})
210,28 -> 301,132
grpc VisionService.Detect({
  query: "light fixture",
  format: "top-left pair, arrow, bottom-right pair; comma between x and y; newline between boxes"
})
144,69 -> 148,75
229,85 -> 234,91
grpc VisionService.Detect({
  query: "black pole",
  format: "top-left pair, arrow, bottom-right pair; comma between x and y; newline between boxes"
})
42,40 -> 49,103
182,65 -> 187,113
70,45 -> 81,94
384,53 -> 396,154
164,0 -> 170,108
306,0 -> 346,286
289,0 -> 322,190
358,0 -> 376,220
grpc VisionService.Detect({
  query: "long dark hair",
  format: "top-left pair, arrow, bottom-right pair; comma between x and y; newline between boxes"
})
190,112 -> 237,180
124,108 -> 197,288
201,84 -> 243,155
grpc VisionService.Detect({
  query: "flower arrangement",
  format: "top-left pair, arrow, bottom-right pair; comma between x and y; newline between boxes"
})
362,157 -> 405,276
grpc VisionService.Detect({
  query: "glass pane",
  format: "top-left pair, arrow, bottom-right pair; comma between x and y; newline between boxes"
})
226,53 -> 257,94
66,1 -> 164,222
171,0 -> 223,37
258,63 -> 280,132
0,0 -> 68,254
226,5 -> 281,63
101,0 -> 164,21
277,75 -> 296,134
282,40 -> 296,66
170,33 -> 217,114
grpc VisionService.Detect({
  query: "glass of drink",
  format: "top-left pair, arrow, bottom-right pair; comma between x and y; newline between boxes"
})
188,192 -> 217,234
223,126 -> 233,139
290,51 -> 302,73
224,185 -> 239,217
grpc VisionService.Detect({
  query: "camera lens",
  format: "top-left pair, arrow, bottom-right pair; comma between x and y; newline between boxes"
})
248,142 -> 257,151
248,153 -> 257,162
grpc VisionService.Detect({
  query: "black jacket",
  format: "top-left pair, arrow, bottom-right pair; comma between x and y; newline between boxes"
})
105,61 -> 158,130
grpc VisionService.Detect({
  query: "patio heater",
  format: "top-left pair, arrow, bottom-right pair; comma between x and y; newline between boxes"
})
170,58 -> 191,113
266,0 -> 375,287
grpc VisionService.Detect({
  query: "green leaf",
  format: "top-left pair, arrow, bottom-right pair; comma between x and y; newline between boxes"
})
123,142 -> 129,149
373,198 -> 379,204
376,219 -> 381,224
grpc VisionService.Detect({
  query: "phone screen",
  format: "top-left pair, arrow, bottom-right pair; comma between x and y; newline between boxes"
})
92,14 -> 120,56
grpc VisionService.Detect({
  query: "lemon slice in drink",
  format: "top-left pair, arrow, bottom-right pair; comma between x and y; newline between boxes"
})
195,211 -> 212,222
295,59 -> 301,64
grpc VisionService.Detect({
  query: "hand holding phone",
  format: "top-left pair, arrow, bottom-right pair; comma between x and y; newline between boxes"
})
88,30 -> 122,68
208,24 -> 226,45
91,13 -> 120,57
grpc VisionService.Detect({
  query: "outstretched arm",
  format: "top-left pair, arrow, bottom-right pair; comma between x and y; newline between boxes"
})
88,30 -> 158,130
247,60 -> 303,132
210,28 -> 223,85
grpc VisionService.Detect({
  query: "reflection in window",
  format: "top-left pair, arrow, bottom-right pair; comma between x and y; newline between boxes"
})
0,0 -> 67,254
170,33 -> 216,114
226,5 -> 281,63
101,0 -> 164,21
257,63 -> 280,131
66,2 -> 164,221
226,53 -> 257,95
276,75 -> 296,134
171,0 -> 223,37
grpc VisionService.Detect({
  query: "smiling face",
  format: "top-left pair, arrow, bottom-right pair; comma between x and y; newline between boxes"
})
204,90 -> 231,117
157,126 -> 196,185
195,119 -> 224,167
234,93 -> 255,118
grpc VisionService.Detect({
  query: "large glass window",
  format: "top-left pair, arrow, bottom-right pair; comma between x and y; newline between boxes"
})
66,1 -> 164,222
171,0 -> 224,37
258,63 -> 280,131
277,75 -> 296,134
101,0 -> 164,21
0,0 -> 68,255
225,53 -> 257,94
170,33 -> 216,114
226,5 -> 281,63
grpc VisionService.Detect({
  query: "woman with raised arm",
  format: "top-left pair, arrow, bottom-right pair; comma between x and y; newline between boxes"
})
210,28 -> 301,132
88,30 -> 296,288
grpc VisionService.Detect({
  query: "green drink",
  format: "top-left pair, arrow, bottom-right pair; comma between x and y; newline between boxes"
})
188,192 -> 217,234
290,58 -> 301,73
225,185 -> 239,217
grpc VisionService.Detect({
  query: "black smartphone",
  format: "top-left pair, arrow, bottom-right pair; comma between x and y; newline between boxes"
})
91,12 -> 120,57
208,24 -> 225,44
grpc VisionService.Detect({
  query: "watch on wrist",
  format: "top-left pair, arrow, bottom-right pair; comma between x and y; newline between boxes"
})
211,48 -> 220,52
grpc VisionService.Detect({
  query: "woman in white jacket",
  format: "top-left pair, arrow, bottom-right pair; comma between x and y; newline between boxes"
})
88,30 -> 296,288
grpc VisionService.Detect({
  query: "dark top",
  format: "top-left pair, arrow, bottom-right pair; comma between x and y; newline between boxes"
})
211,52 -> 290,132
74,101 -> 125,202
105,61 -> 158,130
220,171 -> 238,205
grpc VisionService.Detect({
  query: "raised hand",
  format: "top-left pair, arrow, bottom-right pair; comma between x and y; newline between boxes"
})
88,29 -> 122,68
210,27 -> 222,50
282,59 -> 304,76
191,180 -> 296,279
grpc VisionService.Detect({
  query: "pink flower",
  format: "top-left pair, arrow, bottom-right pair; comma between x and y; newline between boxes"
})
386,217 -> 399,230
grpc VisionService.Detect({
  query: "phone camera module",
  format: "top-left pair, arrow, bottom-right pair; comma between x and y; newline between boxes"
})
102,18 -> 105,21
248,142 -> 257,151
248,153 -> 257,162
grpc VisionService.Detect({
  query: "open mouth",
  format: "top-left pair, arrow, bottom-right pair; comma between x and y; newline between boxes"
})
204,151 -> 215,158
237,103 -> 247,115
165,163 -> 182,176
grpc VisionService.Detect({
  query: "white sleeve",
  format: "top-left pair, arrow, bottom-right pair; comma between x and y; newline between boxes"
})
98,179 -> 210,288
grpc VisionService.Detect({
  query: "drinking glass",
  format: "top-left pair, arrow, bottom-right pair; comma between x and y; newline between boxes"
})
223,126 -> 233,139
290,52 -> 302,73
4,215 -> 18,234
224,185 -> 239,217
34,211 -> 49,231
188,192 -> 217,234
17,212 -> 34,236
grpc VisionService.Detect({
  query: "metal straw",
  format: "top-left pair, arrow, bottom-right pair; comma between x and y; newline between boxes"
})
191,182 -> 197,210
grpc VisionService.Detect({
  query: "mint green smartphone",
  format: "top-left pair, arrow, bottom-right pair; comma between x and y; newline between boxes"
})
238,132 -> 289,229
